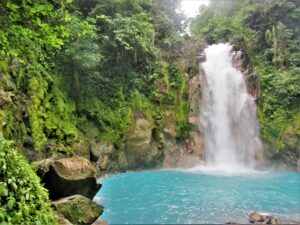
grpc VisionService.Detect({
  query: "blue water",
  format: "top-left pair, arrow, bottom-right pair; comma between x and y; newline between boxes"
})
95,169 -> 300,224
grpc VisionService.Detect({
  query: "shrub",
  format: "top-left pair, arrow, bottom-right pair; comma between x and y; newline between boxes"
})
0,139 -> 57,224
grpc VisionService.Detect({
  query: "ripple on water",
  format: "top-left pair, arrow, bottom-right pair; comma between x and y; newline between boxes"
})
95,169 -> 300,224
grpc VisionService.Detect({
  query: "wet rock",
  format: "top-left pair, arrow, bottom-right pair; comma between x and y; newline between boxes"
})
53,195 -> 103,225
92,220 -> 109,225
73,141 -> 91,160
249,212 -> 265,223
187,74 -> 204,160
162,116 -> 177,153
125,118 -> 152,167
97,154 -> 110,170
37,156 -> 101,200
231,49 -> 261,100
91,142 -> 114,162
265,215 -> 278,224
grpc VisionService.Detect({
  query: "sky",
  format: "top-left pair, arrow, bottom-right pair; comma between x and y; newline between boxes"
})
181,0 -> 210,18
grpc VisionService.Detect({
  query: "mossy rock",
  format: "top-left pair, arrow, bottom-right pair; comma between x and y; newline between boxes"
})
53,195 -> 103,224
36,156 -> 101,200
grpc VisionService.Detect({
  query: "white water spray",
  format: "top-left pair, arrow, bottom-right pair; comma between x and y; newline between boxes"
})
200,43 -> 261,170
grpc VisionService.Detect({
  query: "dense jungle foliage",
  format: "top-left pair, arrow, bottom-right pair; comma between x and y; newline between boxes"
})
0,139 -> 57,224
0,0 -> 189,152
0,0 -> 190,221
1,0 -> 299,222
191,0 -> 300,157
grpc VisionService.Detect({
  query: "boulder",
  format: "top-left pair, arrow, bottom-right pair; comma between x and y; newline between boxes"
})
125,118 -> 152,166
53,195 -> 103,225
249,212 -> 265,223
265,215 -> 278,224
37,156 -> 101,200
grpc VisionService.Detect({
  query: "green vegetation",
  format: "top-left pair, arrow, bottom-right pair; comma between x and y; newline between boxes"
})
0,1 -> 191,221
191,0 -> 300,155
1,0 -> 298,221
0,0 -> 190,155
0,139 -> 57,224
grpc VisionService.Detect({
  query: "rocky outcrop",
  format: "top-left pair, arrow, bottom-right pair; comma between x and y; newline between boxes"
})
37,156 -> 101,200
91,142 -> 114,163
125,117 -> 153,167
187,75 -> 204,160
53,195 -> 103,224
232,49 -> 261,101
73,141 -> 91,160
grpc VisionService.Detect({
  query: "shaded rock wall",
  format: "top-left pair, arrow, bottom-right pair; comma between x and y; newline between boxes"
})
232,50 -> 261,101
187,75 -> 204,160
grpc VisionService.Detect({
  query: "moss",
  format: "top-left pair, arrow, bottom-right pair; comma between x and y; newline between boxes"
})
44,87 -> 78,147
166,64 -> 190,140
79,95 -> 134,143
0,59 -> 8,73
53,195 -> 103,224
27,75 -> 48,150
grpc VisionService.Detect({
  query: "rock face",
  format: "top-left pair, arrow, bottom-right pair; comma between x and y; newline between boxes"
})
37,156 -> 101,200
232,49 -> 261,101
73,141 -> 91,160
187,75 -> 204,160
53,195 -> 103,224
125,118 -> 153,167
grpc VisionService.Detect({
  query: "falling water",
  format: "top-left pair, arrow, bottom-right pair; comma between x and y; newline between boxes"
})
200,43 -> 261,169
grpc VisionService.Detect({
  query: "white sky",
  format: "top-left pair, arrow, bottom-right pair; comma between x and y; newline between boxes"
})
181,0 -> 210,18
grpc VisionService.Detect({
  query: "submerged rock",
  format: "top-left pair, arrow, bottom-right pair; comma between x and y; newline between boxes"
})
37,156 -> 101,200
249,212 -> 279,224
249,212 -> 264,223
265,215 -> 278,224
53,195 -> 103,224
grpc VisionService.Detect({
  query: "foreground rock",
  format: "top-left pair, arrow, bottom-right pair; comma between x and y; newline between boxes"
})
249,212 -> 278,224
37,156 -> 101,200
249,212 -> 265,223
53,195 -> 103,224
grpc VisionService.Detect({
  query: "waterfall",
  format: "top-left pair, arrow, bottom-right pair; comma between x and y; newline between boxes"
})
200,43 -> 261,169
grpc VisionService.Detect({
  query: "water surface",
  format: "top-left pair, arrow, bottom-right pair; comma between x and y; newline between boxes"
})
96,169 -> 300,224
